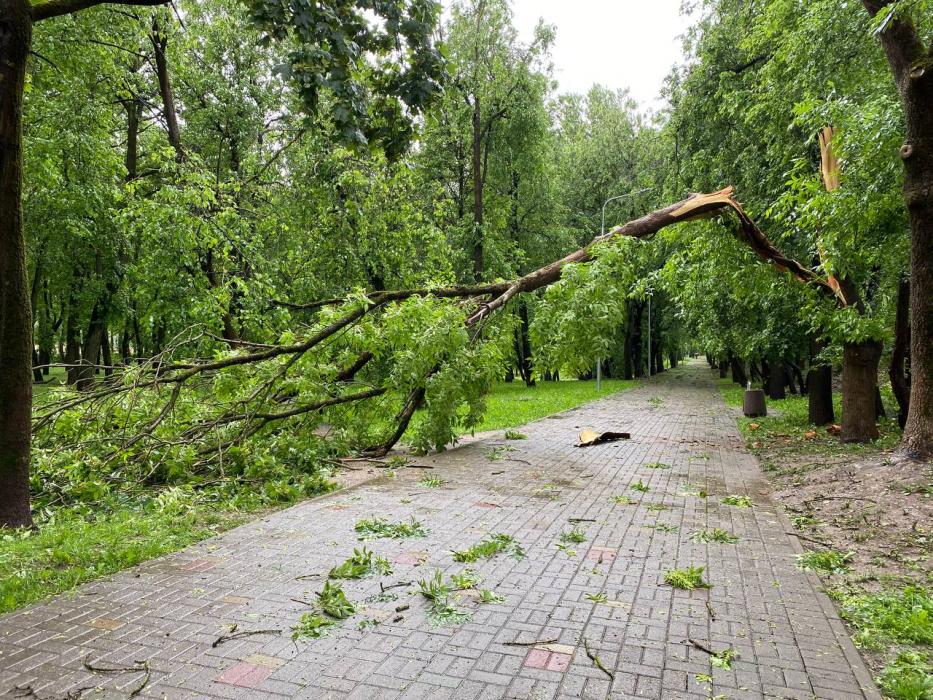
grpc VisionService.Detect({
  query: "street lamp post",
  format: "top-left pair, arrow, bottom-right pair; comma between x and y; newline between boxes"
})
596,188 -> 653,388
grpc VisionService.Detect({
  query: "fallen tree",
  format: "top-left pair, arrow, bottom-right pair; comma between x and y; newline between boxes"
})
23,187 -> 845,522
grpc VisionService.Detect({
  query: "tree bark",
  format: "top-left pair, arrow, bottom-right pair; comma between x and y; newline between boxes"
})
890,278 -> 911,428
729,355 -> 747,386
64,295 -> 80,386
0,0 -> 34,528
622,301 -> 635,380
807,344 -> 835,426
767,361 -> 786,400
471,93 -> 483,282
631,302 -> 645,378
150,17 -> 184,161
515,298 -> 534,386
841,339 -> 882,442
718,359 -> 728,379
862,0 -> 933,458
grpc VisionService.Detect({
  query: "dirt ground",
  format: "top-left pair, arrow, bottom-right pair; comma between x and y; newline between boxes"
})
768,449 -> 931,590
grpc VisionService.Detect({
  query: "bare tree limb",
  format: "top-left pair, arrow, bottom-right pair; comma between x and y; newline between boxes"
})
32,0 -> 169,22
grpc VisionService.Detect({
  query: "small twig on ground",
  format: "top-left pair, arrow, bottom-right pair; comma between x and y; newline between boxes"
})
211,628 -> 281,648
295,573 -> 322,581
503,637 -> 559,647
705,601 -> 716,621
290,597 -> 315,606
83,654 -> 147,675
129,661 -> 151,697
815,495 -> 877,503
380,580 -> 413,592
785,531 -> 832,547
395,604 -> 410,612
568,518 -> 596,523
82,655 -> 151,698
687,638 -> 714,655
583,637 -> 614,680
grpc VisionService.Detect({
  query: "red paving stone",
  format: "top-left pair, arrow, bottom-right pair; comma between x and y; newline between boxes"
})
215,661 -> 273,688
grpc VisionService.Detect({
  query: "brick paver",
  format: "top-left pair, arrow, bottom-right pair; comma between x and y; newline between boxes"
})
0,361 -> 880,699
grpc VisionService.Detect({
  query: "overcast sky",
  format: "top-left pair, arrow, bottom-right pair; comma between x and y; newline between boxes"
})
480,1 -> 696,111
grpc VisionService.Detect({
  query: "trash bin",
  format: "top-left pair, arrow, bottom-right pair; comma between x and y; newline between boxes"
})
743,389 -> 767,417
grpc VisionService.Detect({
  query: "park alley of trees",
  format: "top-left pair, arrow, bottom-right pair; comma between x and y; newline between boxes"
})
0,0 -> 931,531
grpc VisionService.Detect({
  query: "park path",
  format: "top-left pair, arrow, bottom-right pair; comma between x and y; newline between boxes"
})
0,361 -> 879,700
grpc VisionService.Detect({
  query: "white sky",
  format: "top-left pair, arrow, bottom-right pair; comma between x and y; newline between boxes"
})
502,1 -> 695,110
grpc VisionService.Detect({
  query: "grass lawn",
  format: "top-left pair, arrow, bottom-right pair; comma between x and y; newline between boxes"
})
0,505 -> 253,613
470,377 -> 636,433
718,378 -> 901,465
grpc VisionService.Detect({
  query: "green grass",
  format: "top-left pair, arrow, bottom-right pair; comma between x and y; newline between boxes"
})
797,549 -> 854,575
718,379 -> 901,463
836,587 -> 933,648
830,586 -> 933,699
31,366 -> 68,399
469,378 -> 636,432
0,503 -> 254,613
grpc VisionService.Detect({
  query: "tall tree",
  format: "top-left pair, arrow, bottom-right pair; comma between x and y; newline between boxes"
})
0,0 -> 445,529
861,0 -> 933,458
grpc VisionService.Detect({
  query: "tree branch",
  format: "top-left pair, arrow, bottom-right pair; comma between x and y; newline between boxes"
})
32,0 -> 168,22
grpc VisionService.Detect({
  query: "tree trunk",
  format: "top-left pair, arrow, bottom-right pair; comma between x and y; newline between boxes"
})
471,93 -> 483,282
622,301 -> 635,380
863,0 -> 933,457
516,299 -> 534,386
729,355 -> 747,386
807,338 -> 834,425
767,361 -> 786,400
890,278 -> 911,428
150,17 -> 184,161
718,359 -> 728,379
788,361 -> 806,396
120,325 -> 131,365
631,302 -> 645,378
0,0 -> 34,528
841,339 -> 882,442
101,326 -> 113,377
76,253 -> 114,390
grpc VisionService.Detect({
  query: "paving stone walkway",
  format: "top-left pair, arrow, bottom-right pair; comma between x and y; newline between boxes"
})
1,361 -> 880,700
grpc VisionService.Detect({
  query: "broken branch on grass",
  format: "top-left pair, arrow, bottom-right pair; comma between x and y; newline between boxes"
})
785,531 -> 832,547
